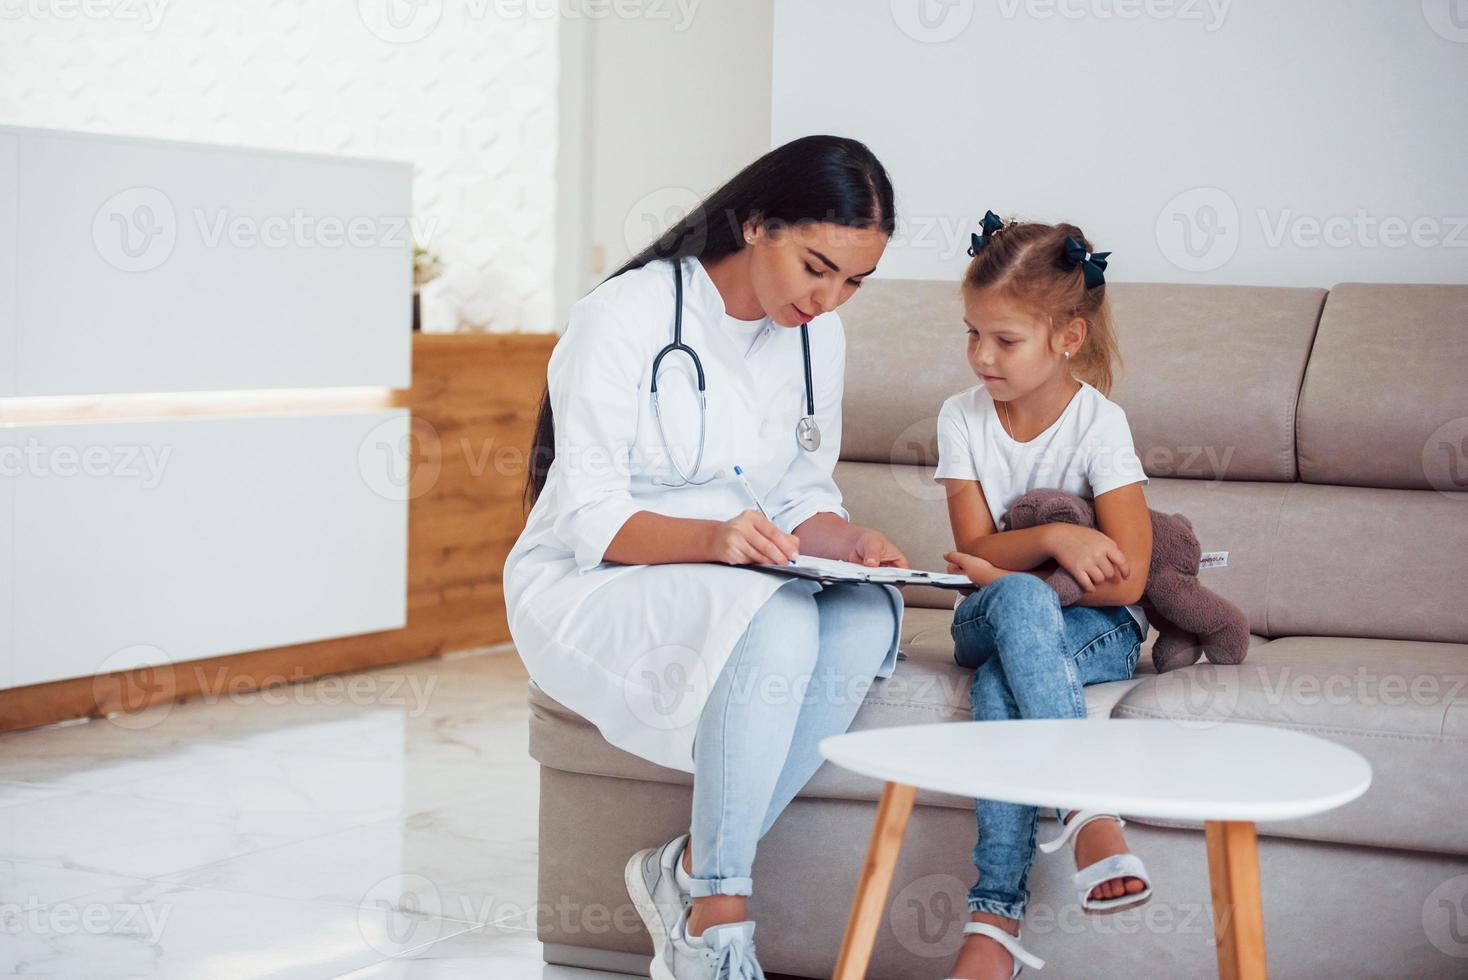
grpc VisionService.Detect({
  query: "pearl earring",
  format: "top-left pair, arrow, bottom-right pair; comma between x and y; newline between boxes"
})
1064,351 -> 1071,361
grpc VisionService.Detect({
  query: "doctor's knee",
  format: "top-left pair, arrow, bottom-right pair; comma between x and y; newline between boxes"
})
742,583 -> 821,673
819,586 -> 899,690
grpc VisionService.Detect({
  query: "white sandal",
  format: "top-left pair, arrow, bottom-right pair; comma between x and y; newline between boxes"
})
944,922 -> 1045,979
1038,809 -> 1153,914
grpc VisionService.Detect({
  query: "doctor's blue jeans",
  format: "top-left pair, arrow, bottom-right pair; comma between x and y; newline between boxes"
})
686,578 -> 899,899
952,573 -> 1146,921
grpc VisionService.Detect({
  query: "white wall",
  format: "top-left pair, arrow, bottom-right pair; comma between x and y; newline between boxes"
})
0,1 -> 557,331
555,1 -> 774,323
773,2 -> 1468,287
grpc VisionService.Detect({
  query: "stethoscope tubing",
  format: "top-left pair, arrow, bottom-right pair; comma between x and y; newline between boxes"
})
651,258 -> 819,487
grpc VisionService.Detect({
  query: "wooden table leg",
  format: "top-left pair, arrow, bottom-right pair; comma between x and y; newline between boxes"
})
1205,820 -> 1267,980
832,781 -> 917,980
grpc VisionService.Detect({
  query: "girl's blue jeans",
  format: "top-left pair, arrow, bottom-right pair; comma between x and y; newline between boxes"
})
951,573 -> 1147,920
687,578 -> 901,899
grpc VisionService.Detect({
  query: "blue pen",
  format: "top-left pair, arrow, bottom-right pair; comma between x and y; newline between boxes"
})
732,465 -> 773,523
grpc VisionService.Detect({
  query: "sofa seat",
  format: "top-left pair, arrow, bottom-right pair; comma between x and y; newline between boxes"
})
527,607 -> 1250,808
892,610 -> 1468,855
529,605 -> 1466,856
525,606 -> 1143,811
1116,634 -> 1468,855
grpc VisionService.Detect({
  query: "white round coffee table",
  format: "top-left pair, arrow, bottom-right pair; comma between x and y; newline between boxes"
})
819,719 -> 1371,980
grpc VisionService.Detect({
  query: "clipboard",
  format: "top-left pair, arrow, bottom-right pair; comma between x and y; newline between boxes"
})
755,555 -> 973,589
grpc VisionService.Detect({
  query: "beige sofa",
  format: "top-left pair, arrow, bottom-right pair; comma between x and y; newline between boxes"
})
526,280 -> 1468,978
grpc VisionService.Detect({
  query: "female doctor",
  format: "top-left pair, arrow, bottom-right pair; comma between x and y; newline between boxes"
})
505,135 -> 907,979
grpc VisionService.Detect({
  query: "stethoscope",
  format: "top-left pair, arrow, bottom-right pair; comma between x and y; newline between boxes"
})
651,259 -> 820,487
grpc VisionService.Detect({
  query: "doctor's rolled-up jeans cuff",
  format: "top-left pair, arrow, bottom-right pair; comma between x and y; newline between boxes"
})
687,875 -> 754,898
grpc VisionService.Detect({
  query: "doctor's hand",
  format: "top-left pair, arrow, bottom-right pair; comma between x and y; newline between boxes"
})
709,510 -> 801,566
846,528 -> 910,568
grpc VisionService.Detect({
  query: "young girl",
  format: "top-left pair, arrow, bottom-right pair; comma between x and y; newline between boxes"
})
935,213 -> 1154,980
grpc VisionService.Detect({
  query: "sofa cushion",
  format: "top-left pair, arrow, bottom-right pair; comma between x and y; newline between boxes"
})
1262,482 -> 1468,644
836,280 -> 1325,483
1115,635 -> 1468,855
839,459 -> 1293,638
835,278 -> 978,467
1107,283 -> 1324,482
841,461 -> 1468,648
1135,478 -> 1291,637
1297,283 -> 1468,490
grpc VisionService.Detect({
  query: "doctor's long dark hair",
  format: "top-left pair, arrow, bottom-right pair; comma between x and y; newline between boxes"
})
523,134 -> 896,506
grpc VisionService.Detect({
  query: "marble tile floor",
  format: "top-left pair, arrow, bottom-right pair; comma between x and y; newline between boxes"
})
1,646 -> 717,980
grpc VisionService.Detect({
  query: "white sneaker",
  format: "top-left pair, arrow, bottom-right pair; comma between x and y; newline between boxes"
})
625,835 -> 693,969
659,915 -> 768,980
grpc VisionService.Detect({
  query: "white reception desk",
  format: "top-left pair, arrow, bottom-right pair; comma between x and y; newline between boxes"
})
0,125 -> 415,693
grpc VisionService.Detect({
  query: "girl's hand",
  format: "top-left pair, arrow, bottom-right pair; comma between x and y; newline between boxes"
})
709,510 -> 800,565
945,551 -> 1004,587
1045,524 -> 1129,592
847,528 -> 910,568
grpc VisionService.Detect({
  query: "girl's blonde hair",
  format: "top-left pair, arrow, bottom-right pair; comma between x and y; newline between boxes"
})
962,217 -> 1122,397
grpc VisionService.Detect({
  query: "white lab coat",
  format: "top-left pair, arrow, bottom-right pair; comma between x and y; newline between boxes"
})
504,256 -> 901,773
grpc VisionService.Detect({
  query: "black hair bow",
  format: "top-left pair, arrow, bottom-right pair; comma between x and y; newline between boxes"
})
967,210 -> 1005,256
1062,235 -> 1110,288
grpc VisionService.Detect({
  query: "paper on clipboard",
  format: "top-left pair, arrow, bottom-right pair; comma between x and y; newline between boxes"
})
756,555 -> 973,588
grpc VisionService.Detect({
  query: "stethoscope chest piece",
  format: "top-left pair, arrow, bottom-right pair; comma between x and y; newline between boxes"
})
796,415 -> 821,452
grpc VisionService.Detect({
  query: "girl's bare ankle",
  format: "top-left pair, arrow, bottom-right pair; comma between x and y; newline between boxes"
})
951,912 -> 1023,980
969,909 -> 1021,936
687,896 -> 747,937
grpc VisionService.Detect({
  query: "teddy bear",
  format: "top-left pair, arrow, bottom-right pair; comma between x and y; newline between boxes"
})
1001,488 -> 1250,673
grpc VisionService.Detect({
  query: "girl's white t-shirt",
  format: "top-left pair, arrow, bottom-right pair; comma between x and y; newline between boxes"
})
934,380 -> 1150,630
